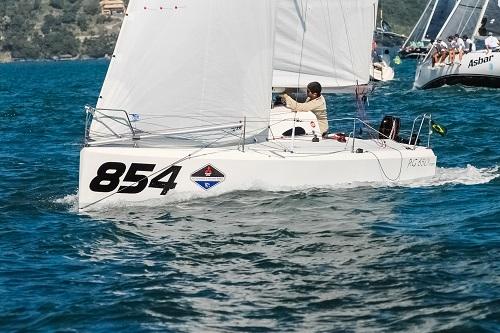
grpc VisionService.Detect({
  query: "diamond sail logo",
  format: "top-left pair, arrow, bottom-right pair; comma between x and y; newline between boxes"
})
190,164 -> 225,190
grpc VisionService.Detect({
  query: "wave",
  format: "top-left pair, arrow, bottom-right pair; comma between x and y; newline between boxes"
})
54,165 -> 498,213
401,164 -> 499,187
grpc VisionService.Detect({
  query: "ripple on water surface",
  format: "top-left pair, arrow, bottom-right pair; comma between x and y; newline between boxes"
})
0,60 -> 499,332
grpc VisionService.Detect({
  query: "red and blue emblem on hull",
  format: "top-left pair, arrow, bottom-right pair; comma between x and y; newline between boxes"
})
190,164 -> 225,190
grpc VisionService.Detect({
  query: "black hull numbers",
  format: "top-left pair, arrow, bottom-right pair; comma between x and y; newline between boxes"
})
89,162 -> 182,195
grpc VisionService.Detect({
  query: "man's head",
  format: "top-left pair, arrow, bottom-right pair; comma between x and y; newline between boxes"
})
307,82 -> 322,99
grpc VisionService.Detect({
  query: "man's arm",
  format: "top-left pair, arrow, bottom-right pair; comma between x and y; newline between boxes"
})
283,94 -> 323,112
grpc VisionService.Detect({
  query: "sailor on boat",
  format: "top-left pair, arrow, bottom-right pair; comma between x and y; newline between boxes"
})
455,34 -> 465,65
281,82 -> 329,138
463,35 -> 475,53
485,32 -> 500,54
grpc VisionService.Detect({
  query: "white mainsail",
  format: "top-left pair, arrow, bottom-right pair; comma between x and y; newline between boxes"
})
273,0 -> 377,91
89,0 -> 275,144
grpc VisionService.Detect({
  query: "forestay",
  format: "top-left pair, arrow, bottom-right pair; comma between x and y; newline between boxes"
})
89,0 -> 275,144
273,0 -> 377,91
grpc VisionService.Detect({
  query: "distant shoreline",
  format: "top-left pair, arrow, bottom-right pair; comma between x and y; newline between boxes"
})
0,55 -> 111,64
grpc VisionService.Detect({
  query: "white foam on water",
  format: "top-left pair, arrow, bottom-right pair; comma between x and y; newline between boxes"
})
54,165 -> 498,212
400,164 -> 499,188
54,193 -> 79,212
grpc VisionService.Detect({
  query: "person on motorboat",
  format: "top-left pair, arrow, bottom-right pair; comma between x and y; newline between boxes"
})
485,32 -> 500,54
281,82 -> 329,137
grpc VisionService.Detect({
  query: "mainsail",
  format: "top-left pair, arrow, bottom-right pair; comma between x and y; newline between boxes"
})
273,0 -> 377,91
476,0 -> 500,36
402,0 -> 456,50
426,0 -> 457,40
402,0 -> 437,49
436,0 -> 488,40
89,0 -> 275,144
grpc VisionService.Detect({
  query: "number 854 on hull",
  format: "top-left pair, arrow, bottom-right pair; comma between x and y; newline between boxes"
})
78,140 -> 436,210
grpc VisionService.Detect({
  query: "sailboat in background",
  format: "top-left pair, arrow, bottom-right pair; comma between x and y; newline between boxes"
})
372,2 -> 406,58
400,0 -> 457,58
414,0 -> 500,89
370,3 -> 395,82
78,0 -> 437,210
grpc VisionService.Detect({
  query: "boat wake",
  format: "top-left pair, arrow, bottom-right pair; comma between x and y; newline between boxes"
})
54,165 -> 498,212
401,164 -> 499,187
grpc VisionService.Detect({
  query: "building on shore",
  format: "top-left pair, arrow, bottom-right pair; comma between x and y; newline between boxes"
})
100,0 -> 126,15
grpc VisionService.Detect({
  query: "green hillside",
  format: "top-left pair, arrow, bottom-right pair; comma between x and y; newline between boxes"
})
379,0 -> 428,35
0,0 -> 428,62
0,0 -> 126,61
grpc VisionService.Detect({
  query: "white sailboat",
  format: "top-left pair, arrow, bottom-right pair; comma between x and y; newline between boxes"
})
400,0 -> 457,58
78,0 -> 437,210
370,4 -> 395,82
414,0 -> 500,89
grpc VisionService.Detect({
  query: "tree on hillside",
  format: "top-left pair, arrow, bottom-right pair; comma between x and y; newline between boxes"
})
77,14 -> 89,31
62,9 -> 77,24
41,29 -> 80,56
49,0 -> 65,10
9,35 -> 42,59
82,33 -> 117,58
41,14 -> 63,34
83,0 -> 100,15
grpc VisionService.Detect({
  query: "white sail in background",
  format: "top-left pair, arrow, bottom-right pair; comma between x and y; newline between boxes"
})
89,0 -> 275,143
436,0 -> 487,41
273,0 -> 377,91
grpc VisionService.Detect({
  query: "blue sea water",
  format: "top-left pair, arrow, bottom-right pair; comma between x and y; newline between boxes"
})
0,59 -> 499,332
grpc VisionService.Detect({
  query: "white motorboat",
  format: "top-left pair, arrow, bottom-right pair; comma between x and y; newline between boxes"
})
414,0 -> 500,89
78,0 -> 437,210
370,60 -> 395,81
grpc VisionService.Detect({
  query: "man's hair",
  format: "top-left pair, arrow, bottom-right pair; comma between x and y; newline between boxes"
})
307,81 -> 322,94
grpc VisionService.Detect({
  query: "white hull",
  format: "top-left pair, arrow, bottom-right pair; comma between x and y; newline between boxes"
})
414,51 -> 500,89
370,61 -> 395,81
78,109 -> 436,210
